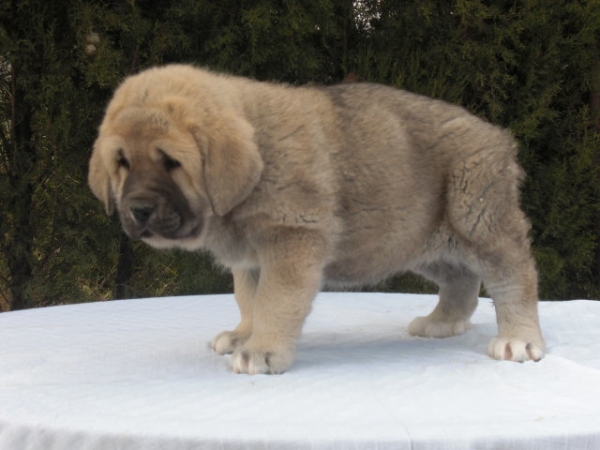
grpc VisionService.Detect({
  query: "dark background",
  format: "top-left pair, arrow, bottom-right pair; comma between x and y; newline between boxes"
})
1,0 -> 600,310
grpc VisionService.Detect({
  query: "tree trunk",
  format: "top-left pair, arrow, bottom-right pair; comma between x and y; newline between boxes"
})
7,254 -> 33,311
114,235 -> 134,299
5,65 -> 36,311
591,58 -> 600,282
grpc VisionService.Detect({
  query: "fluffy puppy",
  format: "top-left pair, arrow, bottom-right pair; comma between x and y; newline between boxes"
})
89,65 -> 545,374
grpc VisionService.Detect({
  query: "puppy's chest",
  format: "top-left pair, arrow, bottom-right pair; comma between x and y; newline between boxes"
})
203,217 -> 258,269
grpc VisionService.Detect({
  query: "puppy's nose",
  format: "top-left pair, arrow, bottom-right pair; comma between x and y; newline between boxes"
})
130,205 -> 154,224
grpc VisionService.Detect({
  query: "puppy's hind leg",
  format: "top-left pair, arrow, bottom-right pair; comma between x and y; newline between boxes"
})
445,147 -> 544,361
211,268 -> 258,355
408,263 -> 480,338
481,250 -> 545,362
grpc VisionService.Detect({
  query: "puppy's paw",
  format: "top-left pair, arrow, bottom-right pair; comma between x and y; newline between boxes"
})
230,342 -> 295,375
487,337 -> 545,362
408,315 -> 471,338
210,330 -> 251,355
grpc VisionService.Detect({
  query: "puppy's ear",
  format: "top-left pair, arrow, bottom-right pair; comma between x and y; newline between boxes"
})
88,146 -> 115,215
192,114 -> 263,216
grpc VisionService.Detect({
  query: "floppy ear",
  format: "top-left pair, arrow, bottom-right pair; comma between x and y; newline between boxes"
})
192,114 -> 263,216
88,146 -> 115,215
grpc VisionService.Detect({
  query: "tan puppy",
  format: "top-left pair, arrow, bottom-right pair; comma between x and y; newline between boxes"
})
89,65 -> 545,374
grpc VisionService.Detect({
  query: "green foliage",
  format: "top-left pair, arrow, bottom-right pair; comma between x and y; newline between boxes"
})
1,0 -> 115,308
151,0 -> 343,83
1,0 -> 600,309
111,246 -> 232,300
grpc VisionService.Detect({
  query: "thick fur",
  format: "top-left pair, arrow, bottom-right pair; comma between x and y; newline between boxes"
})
89,64 -> 545,374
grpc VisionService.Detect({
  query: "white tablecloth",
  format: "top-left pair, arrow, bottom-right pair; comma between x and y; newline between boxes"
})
0,293 -> 599,449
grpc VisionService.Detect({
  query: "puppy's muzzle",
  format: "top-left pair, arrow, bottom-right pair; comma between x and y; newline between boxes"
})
122,193 -> 201,241
118,166 -> 204,241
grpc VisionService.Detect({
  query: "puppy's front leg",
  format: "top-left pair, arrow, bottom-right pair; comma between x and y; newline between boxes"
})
211,268 -> 259,355
230,230 -> 325,374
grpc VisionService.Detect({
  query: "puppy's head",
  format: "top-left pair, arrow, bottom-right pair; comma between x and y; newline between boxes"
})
88,67 -> 263,250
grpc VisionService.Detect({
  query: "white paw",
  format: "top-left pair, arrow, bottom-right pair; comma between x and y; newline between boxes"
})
230,343 -> 295,375
487,337 -> 545,362
408,315 -> 472,338
210,330 -> 250,355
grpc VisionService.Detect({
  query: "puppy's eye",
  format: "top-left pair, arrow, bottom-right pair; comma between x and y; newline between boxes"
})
117,154 -> 130,170
161,151 -> 181,172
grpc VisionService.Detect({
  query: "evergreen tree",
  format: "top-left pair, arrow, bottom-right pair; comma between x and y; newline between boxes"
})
1,0 -> 600,309
0,0 -> 116,309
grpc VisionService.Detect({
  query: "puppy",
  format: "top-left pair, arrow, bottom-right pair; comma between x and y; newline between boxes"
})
89,65 -> 545,374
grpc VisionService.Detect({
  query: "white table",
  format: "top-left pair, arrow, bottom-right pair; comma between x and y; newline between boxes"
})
1,293 -> 599,449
